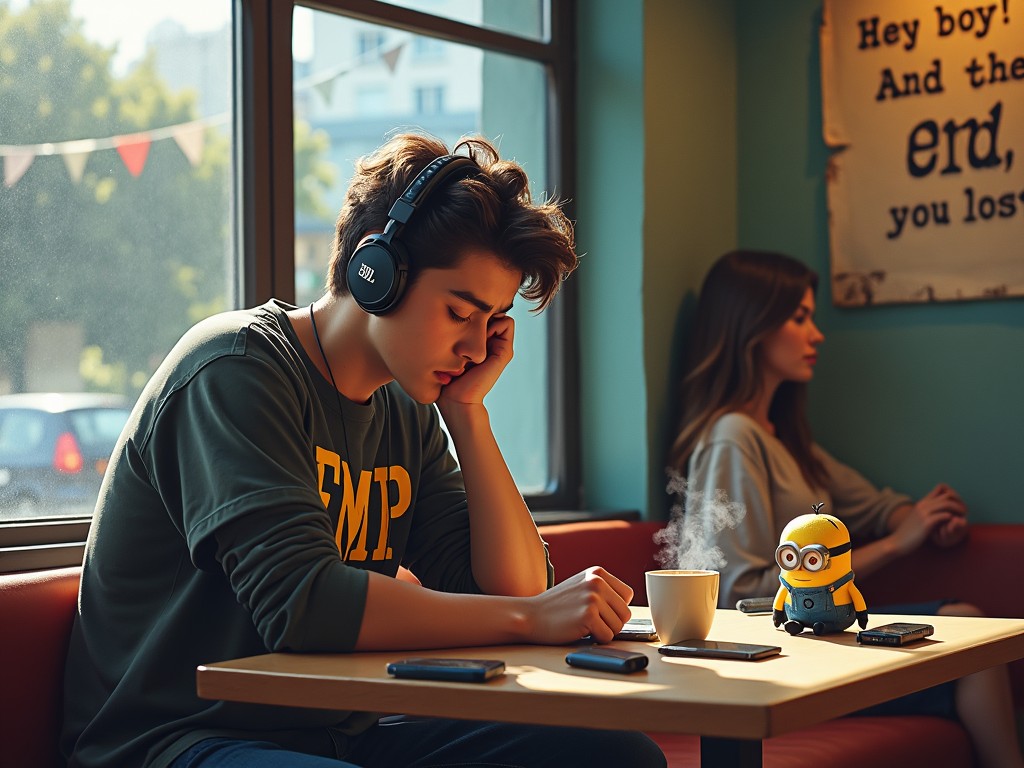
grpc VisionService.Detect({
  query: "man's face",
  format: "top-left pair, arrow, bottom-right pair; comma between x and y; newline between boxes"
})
371,249 -> 522,403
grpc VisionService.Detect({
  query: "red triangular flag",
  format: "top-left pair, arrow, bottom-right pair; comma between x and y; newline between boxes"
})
114,134 -> 152,177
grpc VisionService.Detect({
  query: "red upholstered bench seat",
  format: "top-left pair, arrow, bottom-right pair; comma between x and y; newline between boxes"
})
0,566 -> 81,768
5,521 -> 1023,768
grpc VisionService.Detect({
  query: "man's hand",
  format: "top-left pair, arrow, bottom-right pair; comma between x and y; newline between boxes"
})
522,567 -> 634,645
438,315 -> 514,406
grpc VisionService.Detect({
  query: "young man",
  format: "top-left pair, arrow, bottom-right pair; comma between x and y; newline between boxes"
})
61,133 -> 667,768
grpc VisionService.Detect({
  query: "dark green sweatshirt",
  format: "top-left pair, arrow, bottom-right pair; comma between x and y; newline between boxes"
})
61,300 -> 509,768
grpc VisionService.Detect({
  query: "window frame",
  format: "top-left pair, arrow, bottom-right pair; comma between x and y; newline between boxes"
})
0,0 -> 580,572
246,0 -> 580,512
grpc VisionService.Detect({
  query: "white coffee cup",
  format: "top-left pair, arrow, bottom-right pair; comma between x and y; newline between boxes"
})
645,569 -> 720,644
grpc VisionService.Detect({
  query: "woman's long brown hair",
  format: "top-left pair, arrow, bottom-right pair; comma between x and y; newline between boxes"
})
668,250 -> 827,489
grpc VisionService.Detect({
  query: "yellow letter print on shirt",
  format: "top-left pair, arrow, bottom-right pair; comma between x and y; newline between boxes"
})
316,446 -> 410,562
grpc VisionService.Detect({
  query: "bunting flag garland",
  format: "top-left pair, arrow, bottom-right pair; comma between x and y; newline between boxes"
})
295,40 -> 406,107
1,34 -> 408,188
0,113 -> 227,189
114,134 -> 152,177
381,43 -> 404,74
172,122 -> 206,167
61,139 -> 97,183
3,150 -> 34,188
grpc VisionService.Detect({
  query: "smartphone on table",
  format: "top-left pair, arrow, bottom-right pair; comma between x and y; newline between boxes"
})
566,647 -> 650,673
614,617 -> 659,641
856,622 -> 934,647
735,596 -> 775,614
386,658 -> 506,682
658,639 -> 781,661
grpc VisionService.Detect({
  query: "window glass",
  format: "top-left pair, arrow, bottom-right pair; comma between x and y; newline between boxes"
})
0,0 -> 235,521
376,0 -> 547,42
0,411 -> 46,456
69,408 -> 132,453
293,5 -> 551,493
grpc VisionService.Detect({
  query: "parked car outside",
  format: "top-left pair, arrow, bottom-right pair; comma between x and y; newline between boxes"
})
0,393 -> 131,520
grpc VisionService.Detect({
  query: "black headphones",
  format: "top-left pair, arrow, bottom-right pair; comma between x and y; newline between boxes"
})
346,154 -> 479,315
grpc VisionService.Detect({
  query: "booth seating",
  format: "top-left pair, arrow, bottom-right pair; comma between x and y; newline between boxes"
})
2,522 -> 1022,768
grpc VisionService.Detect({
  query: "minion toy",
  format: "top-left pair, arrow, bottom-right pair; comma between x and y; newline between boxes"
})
772,503 -> 868,636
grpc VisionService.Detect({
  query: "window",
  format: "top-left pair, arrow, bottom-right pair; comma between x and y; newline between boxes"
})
414,85 -> 444,114
0,0 -> 577,569
356,29 -> 387,59
412,35 -> 445,60
0,0 -> 234,561
290,2 -> 575,500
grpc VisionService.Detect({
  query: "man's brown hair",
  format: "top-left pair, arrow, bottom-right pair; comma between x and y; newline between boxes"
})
327,132 -> 577,311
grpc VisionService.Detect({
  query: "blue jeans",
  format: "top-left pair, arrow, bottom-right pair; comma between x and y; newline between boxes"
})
170,715 -> 667,768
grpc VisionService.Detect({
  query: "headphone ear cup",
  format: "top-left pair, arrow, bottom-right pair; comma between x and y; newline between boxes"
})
347,235 -> 408,315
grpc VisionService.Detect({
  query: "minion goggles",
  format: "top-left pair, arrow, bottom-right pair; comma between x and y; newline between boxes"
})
775,541 -> 852,572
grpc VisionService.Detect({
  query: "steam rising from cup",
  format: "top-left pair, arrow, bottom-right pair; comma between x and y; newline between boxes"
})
656,469 -> 747,570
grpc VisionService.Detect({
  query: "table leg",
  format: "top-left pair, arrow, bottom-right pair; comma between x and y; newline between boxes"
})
700,736 -> 762,768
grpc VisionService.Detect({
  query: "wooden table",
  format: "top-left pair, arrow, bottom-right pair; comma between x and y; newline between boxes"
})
197,609 -> 1024,767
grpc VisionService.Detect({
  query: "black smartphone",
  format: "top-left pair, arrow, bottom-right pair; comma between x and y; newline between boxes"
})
614,617 -> 659,641
658,639 -> 781,661
856,622 -> 935,647
386,658 -> 506,682
735,596 -> 775,614
566,647 -> 649,674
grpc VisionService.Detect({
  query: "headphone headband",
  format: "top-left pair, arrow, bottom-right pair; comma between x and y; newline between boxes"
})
387,155 -> 478,227
347,154 -> 480,315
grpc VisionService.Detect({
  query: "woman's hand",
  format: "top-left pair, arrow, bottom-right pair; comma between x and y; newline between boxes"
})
887,497 -> 953,557
922,483 -> 969,548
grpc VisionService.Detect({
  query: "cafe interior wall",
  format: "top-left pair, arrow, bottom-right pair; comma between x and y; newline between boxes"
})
735,0 -> 1024,524
576,0 -> 1023,523
576,0 -> 738,519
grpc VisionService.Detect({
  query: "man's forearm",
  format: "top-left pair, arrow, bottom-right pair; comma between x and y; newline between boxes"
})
438,401 -> 548,596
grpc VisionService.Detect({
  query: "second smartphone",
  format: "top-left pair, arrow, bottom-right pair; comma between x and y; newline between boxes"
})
386,658 -> 506,682
566,647 -> 650,673
658,640 -> 781,661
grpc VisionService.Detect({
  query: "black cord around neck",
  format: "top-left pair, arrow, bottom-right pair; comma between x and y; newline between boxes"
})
309,303 -> 390,513
310,303 -> 352,466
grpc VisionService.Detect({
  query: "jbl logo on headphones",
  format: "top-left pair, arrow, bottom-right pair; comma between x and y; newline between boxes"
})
357,262 -> 375,283
347,155 -> 479,314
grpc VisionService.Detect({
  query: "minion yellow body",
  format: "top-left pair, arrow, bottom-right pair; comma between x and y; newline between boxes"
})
772,508 -> 868,636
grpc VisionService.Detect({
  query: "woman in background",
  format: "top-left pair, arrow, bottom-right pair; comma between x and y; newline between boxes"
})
669,249 -> 1022,768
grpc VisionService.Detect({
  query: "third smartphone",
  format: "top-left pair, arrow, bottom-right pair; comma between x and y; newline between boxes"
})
658,639 -> 781,661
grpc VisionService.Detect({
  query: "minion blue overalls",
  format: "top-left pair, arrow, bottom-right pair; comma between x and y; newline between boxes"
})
780,571 -> 857,634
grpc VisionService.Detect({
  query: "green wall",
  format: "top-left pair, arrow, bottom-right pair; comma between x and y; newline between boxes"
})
576,1 -> 647,514
578,1 -> 1023,523
735,1 -> 1024,522
577,0 -> 737,517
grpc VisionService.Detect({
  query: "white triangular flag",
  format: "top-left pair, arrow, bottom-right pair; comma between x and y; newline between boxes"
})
3,151 -> 34,188
62,151 -> 90,183
381,43 -> 405,73
313,75 -> 338,106
172,123 -> 206,166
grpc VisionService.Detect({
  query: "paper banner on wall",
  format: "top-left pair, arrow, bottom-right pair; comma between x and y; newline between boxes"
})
821,0 -> 1024,306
